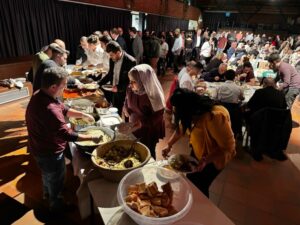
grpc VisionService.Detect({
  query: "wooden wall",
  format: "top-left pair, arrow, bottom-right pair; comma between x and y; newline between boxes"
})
0,56 -> 32,80
65,0 -> 201,20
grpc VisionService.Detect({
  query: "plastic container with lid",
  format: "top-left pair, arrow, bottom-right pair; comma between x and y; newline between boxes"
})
108,107 -> 118,114
117,166 -> 193,225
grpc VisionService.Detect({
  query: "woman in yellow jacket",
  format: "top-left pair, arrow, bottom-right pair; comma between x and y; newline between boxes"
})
163,88 -> 236,198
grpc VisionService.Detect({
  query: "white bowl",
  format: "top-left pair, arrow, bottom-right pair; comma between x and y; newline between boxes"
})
117,166 -> 193,225
108,107 -> 118,114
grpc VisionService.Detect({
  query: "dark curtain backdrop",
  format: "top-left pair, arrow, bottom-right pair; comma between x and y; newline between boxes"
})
202,12 -> 244,31
146,14 -> 189,34
0,0 -> 131,61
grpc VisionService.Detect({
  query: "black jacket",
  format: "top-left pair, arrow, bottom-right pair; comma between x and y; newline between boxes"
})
205,58 -> 222,72
203,68 -> 225,82
192,34 -> 202,49
75,45 -> 87,64
99,51 -> 136,113
250,107 -> 292,153
247,86 -> 287,114
116,36 -> 127,51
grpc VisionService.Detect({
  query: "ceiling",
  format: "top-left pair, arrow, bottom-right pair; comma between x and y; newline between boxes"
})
191,0 -> 300,15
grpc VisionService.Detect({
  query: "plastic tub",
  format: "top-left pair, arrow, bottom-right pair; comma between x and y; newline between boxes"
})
117,166 -> 193,225
108,107 -> 118,114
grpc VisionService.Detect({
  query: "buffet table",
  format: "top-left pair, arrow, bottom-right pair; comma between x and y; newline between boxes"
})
69,131 -> 136,219
88,171 -> 234,225
70,139 -> 234,225
69,142 -> 102,219
65,72 -> 235,224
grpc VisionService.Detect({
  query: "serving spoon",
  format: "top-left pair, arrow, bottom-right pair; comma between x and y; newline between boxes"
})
85,151 -> 99,159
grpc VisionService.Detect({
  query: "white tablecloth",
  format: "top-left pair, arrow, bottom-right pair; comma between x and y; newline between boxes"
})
206,82 -> 260,103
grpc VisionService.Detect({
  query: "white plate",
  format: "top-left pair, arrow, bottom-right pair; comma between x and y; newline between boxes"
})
82,83 -> 99,90
102,84 -> 113,91
15,77 -> 26,83
156,166 -> 181,181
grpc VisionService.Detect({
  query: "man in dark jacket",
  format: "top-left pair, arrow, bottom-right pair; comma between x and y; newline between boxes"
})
247,77 -> 290,161
247,77 -> 287,113
99,41 -> 136,114
128,27 -> 143,64
110,28 -> 127,51
148,35 -> 161,73
203,63 -> 227,82
75,36 -> 88,65
191,29 -> 202,61
166,31 -> 175,68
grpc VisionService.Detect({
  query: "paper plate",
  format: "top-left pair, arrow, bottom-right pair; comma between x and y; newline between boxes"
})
102,84 -> 113,91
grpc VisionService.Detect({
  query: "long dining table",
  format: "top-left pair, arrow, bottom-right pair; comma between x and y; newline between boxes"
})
204,81 -> 260,103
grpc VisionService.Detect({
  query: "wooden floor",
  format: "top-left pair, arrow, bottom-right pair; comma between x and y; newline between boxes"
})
1,70 -> 300,225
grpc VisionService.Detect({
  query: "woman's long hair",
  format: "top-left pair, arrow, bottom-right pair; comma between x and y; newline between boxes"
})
170,88 -> 214,132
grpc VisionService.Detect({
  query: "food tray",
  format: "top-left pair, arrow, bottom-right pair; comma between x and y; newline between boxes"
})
99,114 -> 122,127
65,98 -> 94,113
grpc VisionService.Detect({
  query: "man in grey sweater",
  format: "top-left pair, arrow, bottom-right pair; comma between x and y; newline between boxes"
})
268,53 -> 300,108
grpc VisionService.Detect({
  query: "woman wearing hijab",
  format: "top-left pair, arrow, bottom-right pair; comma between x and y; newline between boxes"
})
122,64 -> 165,158
162,88 -> 236,197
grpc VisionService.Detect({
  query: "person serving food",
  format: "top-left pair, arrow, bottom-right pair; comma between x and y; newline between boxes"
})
26,67 -> 101,214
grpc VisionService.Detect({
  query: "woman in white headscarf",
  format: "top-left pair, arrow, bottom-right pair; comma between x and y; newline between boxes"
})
122,64 -> 165,158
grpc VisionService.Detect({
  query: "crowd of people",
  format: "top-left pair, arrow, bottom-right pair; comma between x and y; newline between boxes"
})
25,25 -> 300,213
